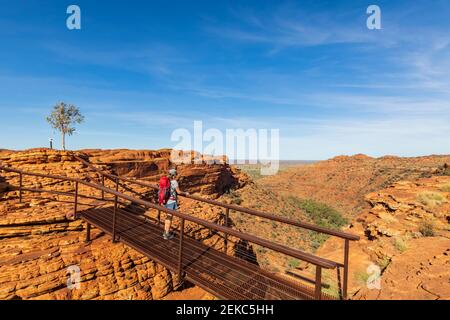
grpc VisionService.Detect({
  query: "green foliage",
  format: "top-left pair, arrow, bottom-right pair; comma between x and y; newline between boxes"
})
323,283 -> 341,299
256,246 -> 267,255
46,102 -> 84,135
46,102 -> 84,150
354,271 -> 369,285
286,196 -> 348,230
440,183 -> 450,192
224,189 -> 242,205
378,256 -> 391,271
286,196 -> 347,250
419,220 -> 435,237
287,258 -> 300,269
417,192 -> 446,207
394,237 -> 408,253
309,232 -> 330,250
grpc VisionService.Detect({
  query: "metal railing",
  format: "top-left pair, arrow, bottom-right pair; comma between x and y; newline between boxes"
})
0,164 -> 343,300
72,154 -> 360,299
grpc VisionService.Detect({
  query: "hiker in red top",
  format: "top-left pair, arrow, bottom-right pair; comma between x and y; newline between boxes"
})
158,168 -> 187,240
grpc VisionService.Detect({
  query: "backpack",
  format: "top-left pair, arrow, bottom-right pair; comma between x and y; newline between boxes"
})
158,176 -> 171,205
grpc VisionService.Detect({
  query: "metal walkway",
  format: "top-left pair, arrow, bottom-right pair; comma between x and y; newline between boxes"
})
81,206 -> 325,300
0,161 -> 360,300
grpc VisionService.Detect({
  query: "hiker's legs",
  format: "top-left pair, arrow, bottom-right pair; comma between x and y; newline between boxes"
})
164,202 -> 177,236
164,214 -> 173,234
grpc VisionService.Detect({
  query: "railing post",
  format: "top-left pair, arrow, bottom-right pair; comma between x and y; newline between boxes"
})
178,218 -> 185,278
85,223 -> 91,243
73,181 -> 78,218
19,173 -> 23,203
101,175 -> 105,200
343,239 -> 350,300
315,266 -> 322,300
224,208 -> 229,253
157,209 -> 161,226
112,194 -> 118,243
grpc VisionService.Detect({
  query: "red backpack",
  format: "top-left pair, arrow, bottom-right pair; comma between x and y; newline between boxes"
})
158,176 -> 171,205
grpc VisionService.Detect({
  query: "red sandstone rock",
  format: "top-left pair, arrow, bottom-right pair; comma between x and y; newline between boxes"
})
0,148 -> 246,300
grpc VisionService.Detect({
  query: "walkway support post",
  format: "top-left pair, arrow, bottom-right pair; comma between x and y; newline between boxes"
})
224,208 -> 229,253
157,209 -> 161,226
343,239 -> 350,300
178,217 -> 185,278
85,223 -> 91,243
112,195 -> 118,243
19,173 -> 23,203
74,181 -> 79,218
112,178 -> 119,243
101,175 -> 105,200
315,266 -> 322,300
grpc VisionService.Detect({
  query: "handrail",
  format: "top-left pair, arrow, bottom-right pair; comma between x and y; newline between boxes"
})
0,164 -> 337,269
74,154 -> 360,241
73,153 -> 359,299
180,193 -> 360,241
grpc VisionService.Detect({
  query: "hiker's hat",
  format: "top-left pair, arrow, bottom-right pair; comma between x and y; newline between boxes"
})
169,169 -> 177,176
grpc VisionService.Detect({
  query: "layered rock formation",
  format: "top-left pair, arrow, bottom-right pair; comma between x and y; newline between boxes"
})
315,175 -> 450,300
0,148 -> 247,300
2,149 -> 449,300
79,149 -> 247,198
235,154 -> 450,299
259,154 -> 450,217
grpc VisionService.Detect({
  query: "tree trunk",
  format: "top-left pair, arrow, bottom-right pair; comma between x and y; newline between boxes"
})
62,132 -> 66,150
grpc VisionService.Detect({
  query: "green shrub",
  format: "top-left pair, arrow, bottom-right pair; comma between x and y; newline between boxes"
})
393,237 -> 408,253
309,232 -> 330,250
355,271 -> 369,285
417,192 -> 446,207
286,196 -> 347,230
256,246 -> 267,254
236,165 -> 264,180
285,196 -> 347,250
287,258 -> 300,269
224,189 -> 242,205
378,256 -> 391,271
440,183 -> 450,192
419,220 -> 435,237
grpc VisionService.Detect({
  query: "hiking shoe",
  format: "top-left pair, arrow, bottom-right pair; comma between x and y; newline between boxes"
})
163,232 -> 174,240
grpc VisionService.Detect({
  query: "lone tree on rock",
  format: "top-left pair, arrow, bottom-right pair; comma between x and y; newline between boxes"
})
46,102 -> 84,150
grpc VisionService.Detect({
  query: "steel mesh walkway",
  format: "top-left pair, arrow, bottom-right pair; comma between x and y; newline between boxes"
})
1,162 -> 360,300
80,206 -> 332,300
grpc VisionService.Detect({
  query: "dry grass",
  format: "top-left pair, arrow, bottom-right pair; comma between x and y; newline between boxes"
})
417,191 -> 446,207
440,183 -> 450,192
393,237 -> 408,253
419,220 -> 435,237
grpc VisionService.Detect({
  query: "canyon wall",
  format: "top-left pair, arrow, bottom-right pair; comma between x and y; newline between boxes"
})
0,148 -> 247,300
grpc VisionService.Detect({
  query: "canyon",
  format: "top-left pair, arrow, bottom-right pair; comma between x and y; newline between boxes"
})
0,149 -> 449,300
0,148 -> 246,300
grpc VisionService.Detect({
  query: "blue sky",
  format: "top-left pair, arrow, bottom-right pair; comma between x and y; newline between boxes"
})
0,0 -> 449,159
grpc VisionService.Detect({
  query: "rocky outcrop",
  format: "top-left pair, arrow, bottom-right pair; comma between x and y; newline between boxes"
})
315,175 -> 450,299
0,148 -> 247,300
355,237 -> 450,300
259,154 -> 450,217
0,224 -> 174,300
78,149 -> 248,198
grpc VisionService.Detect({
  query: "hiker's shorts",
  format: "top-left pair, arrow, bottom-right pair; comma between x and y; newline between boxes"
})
165,202 -> 178,210
165,202 -> 178,220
